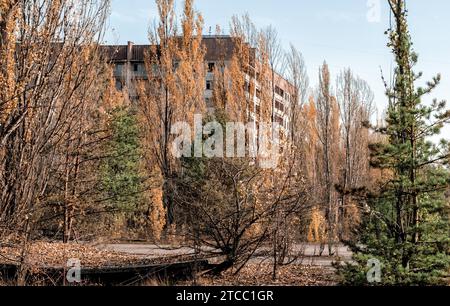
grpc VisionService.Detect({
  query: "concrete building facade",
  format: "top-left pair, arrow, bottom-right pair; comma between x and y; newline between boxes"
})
101,36 -> 295,133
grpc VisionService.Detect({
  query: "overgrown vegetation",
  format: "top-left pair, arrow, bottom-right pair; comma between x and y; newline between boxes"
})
0,0 -> 448,286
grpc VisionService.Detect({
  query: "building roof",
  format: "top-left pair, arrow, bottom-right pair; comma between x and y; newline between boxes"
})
100,36 -> 250,63
100,44 -> 145,62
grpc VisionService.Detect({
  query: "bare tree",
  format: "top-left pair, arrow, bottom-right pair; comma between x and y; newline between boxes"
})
230,13 -> 258,48
336,69 -> 374,240
261,26 -> 284,124
228,13 -> 261,123
285,43 -> 309,142
315,62 -> 341,255
0,0 -> 111,283
178,149 -> 307,276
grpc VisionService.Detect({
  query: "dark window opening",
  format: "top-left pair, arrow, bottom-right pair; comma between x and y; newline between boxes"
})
275,86 -> 284,97
208,62 -> 215,72
256,89 -> 261,99
275,100 -> 284,112
275,115 -> 284,125
244,81 -> 251,93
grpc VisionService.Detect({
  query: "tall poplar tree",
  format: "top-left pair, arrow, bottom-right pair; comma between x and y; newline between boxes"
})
139,0 -> 205,226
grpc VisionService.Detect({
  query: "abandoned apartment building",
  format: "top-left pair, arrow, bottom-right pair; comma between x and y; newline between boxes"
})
101,36 -> 294,133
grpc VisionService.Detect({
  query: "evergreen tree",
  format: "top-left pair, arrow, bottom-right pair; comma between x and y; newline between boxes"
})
101,106 -> 143,216
338,0 -> 450,285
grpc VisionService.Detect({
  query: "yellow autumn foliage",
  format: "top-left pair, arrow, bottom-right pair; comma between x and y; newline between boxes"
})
147,186 -> 166,242
0,0 -> 19,122
307,206 -> 326,243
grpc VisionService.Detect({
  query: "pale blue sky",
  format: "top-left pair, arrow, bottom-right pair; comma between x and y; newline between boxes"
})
106,0 -> 450,125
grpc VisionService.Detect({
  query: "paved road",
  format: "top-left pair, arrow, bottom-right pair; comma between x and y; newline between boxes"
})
97,243 -> 353,267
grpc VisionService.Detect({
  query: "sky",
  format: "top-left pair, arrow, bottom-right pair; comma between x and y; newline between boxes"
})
106,0 -> 450,129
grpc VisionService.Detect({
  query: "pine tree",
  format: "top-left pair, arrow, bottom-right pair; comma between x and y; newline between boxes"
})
339,0 -> 450,285
101,106 -> 143,220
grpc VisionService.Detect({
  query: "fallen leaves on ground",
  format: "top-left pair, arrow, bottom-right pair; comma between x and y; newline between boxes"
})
0,241 -> 195,269
190,263 -> 338,286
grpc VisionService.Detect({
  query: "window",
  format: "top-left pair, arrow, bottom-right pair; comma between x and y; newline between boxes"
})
206,80 -> 213,90
284,93 -> 291,102
133,63 -> 139,72
275,115 -> 284,125
244,81 -> 250,93
256,88 -> 261,99
114,63 -> 123,75
115,80 -> 123,91
275,86 -> 284,97
208,62 -> 215,72
275,100 -> 284,112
